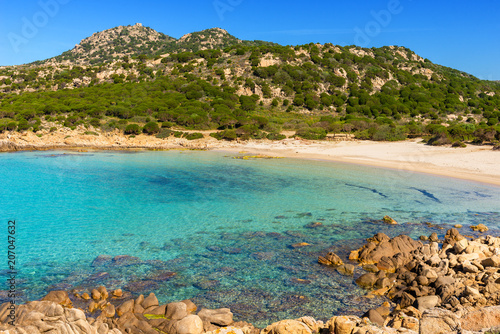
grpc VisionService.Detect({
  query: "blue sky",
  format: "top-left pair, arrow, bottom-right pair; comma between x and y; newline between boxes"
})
1,0 -> 499,80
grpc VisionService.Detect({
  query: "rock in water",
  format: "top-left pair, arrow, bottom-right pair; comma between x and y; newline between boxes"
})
318,251 -> 344,266
336,264 -> 355,276
383,215 -> 398,225
291,242 -> 310,249
113,289 -> 123,297
351,233 -> 422,265
355,273 -> 378,289
471,224 -> 489,232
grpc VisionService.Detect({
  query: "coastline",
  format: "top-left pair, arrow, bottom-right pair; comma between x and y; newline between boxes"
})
215,139 -> 500,187
1,130 -> 499,186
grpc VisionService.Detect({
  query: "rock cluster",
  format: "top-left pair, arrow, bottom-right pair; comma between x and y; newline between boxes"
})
0,288 -> 257,334
318,227 -> 500,333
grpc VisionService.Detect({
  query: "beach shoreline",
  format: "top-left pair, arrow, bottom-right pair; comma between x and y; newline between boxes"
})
1,130 -> 499,186
214,139 -> 500,187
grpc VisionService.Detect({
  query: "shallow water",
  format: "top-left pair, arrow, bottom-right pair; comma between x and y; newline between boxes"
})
1,150 -> 499,326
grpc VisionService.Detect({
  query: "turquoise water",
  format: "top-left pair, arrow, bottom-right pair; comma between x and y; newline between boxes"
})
1,150 -> 499,326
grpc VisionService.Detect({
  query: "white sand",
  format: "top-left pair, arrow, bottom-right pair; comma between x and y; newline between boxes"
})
214,138 -> 500,186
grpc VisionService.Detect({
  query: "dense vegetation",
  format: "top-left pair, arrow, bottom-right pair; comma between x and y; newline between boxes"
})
1,25 -> 499,146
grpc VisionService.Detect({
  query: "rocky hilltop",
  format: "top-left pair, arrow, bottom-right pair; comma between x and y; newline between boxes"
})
36,25 -> 270,66
56,23 -> 174,65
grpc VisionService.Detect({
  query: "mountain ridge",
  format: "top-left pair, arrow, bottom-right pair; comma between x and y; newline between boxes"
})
33,24 -> 275,66
0,23 -> 499,145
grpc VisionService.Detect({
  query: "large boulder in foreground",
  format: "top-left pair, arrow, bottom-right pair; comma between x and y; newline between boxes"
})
166,314 -> 204,334
41,290 -> 72,308
0,301 -> 121,334
261,319 -> 312,334
349,233 -> 422,267
198,308 -> 233,326
460,306 -> 500,331
419,308 -> 460,334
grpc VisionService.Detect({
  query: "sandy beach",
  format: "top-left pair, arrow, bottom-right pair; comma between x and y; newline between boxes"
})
1,129 -> 499,186
218,138 -> 500,187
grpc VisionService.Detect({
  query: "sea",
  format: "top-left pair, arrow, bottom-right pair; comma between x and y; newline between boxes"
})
1,150 -> 499,326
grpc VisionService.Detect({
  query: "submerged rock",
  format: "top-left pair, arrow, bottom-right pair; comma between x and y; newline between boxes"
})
291,242 -> 310,249
194,279 -> 220,290
91,254 -> 112,267
471,223 -> 489,232
111,255 -> 141,266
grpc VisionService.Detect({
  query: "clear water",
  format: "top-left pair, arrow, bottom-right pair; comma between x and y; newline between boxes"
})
1,150 -> 499,326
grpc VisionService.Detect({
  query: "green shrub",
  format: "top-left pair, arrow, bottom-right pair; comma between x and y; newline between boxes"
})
371,125 -> 407,141
6,122 -> 17,131
50,127 -> 57,132
211,129 -> 237,141
89,118 -> 101,128
156,129 -> 172,139
295,127 -> 327,140
124,124 -> 141,135
84,131 -> 99,136
0,124 -> 6,133
210,132 -> 222,140
428,133 -> 452,146
267,132 -> 286,140
143,121 -> 160,134
184,132 -> 204,140
173,131 -> 184,138
162,121 -> 173,128
452,141 -> 467,148
17,118 -> 30,131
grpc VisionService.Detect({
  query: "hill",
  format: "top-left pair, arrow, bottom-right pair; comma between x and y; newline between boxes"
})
0,24 -> 499,145
31,24 -> 273,66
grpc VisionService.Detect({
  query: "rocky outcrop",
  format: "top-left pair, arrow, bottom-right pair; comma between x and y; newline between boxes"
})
0,289 -> 255,334
0,301 -> 122,334
314,227 -> 500,333
348,233 -> 422,271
